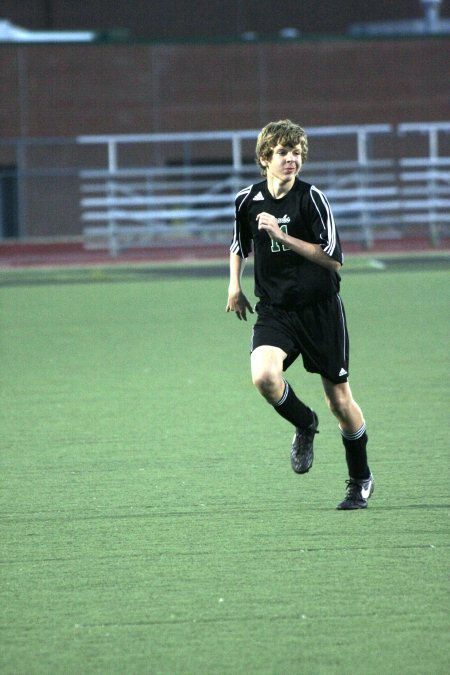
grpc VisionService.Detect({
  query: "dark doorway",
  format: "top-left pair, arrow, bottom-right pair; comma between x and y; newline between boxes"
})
0,166 -> 19,238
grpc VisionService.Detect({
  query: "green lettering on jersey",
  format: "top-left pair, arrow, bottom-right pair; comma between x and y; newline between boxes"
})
271,224 -> 290,253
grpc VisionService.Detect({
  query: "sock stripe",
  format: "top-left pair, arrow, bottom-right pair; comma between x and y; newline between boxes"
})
340,421 -> 366,441
275,379 -> 289,407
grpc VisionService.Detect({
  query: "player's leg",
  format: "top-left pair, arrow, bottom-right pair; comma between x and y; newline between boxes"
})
321,377 -> 374,509
250,345 -> 286,403
251,345 -> 318,473
321,378 -> 364,433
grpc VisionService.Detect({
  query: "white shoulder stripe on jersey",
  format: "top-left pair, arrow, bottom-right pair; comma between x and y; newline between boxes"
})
236,185 -> 252,207
236,185 -> 252,197
310,185 -> 336,256
230,185 -> 253,256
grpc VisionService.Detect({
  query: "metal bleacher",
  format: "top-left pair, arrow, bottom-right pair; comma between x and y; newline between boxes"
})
78,122 -> 450,256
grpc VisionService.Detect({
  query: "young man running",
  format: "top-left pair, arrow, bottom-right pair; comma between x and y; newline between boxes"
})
226,119 -> 374,510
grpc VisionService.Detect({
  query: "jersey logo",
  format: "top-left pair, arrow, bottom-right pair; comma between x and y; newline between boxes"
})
277,215 -> 291,224
253,192 -> 264,201
271,224 -> 290,253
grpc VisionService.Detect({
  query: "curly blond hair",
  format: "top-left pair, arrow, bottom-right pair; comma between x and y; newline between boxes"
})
255,119 -> 308,175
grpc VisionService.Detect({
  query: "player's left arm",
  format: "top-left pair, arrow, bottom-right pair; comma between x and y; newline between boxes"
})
256,212 -> 341,272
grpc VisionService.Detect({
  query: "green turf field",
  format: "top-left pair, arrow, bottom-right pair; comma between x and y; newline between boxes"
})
1,257 -> 449,674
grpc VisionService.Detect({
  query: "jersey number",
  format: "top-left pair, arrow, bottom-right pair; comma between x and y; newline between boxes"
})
271,224 -> 290,253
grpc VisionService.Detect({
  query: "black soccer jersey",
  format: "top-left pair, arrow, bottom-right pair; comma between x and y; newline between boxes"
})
230,177 -> 343,308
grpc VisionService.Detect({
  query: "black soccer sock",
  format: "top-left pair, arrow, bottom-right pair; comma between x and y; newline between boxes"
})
340,422 -> 370,479
273,380 -> 314,429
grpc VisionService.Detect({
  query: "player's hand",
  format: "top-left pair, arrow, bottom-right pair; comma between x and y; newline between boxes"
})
256,212 -> 283,242
226,290 -> 254,321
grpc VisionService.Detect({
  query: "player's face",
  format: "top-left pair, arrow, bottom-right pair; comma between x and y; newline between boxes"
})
262,143 -> 303,182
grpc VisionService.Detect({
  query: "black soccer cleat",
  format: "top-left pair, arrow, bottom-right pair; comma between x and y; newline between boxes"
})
336,473 -> 374,510
290,411 -> 319,474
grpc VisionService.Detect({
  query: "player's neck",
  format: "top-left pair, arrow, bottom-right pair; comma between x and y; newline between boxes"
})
266,175 -> 296,199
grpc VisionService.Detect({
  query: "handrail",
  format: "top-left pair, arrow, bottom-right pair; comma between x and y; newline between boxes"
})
1,122 -> 448,248
75,122 -> 450,254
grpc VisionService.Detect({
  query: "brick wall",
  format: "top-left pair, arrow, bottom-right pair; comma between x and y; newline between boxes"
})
0,36 -> 448,236
1,37 -> 448,140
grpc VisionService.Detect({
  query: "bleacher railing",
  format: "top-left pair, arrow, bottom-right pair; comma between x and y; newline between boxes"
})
77,122 -> 450,255
1,123 -> 449,253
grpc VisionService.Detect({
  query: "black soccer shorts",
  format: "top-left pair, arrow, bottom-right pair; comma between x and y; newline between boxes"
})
251,295 -> 350,384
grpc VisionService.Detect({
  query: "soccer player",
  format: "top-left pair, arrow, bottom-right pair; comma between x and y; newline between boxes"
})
226,119 -> 374,510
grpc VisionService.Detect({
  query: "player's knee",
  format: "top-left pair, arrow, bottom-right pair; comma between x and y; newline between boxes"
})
252,369 -> 280,402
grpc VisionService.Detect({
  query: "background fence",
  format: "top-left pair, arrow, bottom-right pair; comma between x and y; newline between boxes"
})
1,121 -> 449,255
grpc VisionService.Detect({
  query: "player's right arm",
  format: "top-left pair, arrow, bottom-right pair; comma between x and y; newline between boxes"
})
226,253 -> 254,321
226,185 -> 254,320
